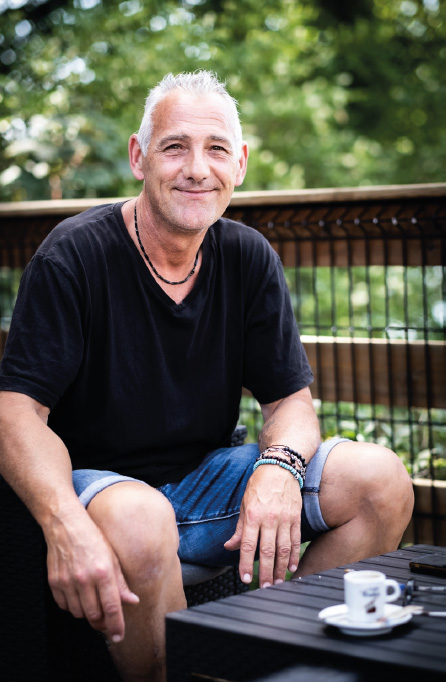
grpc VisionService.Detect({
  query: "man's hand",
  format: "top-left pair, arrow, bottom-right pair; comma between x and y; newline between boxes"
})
224,463 -> 302,588
225,386 -> 320,587
0,391 -> 138,641
45,510 -> 139,643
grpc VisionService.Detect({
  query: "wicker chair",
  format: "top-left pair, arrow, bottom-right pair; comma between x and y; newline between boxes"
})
0,426 -> 248,681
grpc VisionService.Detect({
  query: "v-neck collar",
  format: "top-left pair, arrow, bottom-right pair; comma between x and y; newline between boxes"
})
114,201 -> 212,311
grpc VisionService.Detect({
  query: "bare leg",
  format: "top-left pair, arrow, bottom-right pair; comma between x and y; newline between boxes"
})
87,482 -> 186,682
296,442 -> 414,577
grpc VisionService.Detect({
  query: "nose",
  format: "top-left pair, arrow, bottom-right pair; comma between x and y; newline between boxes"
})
182,148 -> 210,182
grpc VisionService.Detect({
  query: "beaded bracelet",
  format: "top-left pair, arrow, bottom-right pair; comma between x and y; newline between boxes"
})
260,448 -> 307,477
258,452 -> 306,480
258,448 -> 306,469
253,458 -> 304,489
265,444 -> 307,464
261,445 -> 307,472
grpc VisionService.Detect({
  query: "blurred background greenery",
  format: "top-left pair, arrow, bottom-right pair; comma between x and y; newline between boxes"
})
0,0 -> 445,201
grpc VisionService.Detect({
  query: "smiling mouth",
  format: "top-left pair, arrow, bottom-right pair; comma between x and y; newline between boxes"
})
175,188 -> 216,195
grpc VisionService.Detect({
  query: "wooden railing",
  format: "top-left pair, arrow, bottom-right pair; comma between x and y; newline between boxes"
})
1,183 -> 445,544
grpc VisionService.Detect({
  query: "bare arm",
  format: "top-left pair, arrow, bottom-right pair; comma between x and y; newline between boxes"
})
258,386 -> 320,461
0,391 -> 138,641
225,387 -> 320,587
0,391 -> 79,522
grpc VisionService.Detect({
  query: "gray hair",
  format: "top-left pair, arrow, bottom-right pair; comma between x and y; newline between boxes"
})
136,70 -> 243,156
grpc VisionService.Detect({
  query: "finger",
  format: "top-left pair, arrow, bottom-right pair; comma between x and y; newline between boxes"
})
224,507 -> 246,552
257,527 -> 278,588
120,589 -> 140,605
95,573 -> 126,643
115,560 -> 139,605
49,572 -> 88,619
288,519 -> 302,574
238,522 -> 261,585
65,589 -> 89,619
51,586 -> 69,612
224,524 -> 243,552
273,522 -> 292,585
71,568 -> 107,623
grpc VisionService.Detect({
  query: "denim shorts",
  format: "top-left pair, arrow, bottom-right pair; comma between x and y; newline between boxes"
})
72,438 -> 349,566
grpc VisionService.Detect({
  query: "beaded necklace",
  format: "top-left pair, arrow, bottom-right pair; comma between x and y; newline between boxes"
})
134,203 -> 200,286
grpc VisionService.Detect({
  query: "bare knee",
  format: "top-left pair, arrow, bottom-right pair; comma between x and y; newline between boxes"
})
359,445 -> 414,528
321,442 -> 414,537
88,482 -> 179,583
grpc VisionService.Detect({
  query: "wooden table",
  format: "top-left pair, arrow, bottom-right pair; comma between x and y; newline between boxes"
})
166,544 -> 446,682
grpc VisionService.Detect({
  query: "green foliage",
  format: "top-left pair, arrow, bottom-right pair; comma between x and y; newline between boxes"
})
286,265 -> 445,341
240,394 -> 446,481
0,0 -> 445,200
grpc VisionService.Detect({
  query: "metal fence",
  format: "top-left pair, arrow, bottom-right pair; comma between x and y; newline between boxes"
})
0,185 -> 445,544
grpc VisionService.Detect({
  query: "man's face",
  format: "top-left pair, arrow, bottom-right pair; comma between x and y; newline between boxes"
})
132,90 -> 248,235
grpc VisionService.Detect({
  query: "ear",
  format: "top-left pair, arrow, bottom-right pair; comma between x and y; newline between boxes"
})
128,134 -> 145,182
234,142 -> 249,188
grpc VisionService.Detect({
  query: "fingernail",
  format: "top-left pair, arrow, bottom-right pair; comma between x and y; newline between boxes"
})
262,582 -> 272,589
274,579 -> 284,585
243,573 -> 251,583
289,564 -> 298,572
112,634 -> 123,643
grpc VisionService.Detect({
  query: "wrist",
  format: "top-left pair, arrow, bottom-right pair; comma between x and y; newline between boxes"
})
256,444 -> 307,485
253,456 -> 305,489
39,495 -> 89,538
261,444 -> 307,468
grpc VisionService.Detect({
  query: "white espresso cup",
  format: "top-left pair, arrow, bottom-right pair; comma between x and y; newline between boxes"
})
344,570 -> 401,623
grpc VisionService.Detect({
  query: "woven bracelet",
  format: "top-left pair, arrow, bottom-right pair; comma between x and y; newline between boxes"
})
253,458 -> 304,489
262,445 -> 307,471
260,447 -> 307,475
269,444 -> 307,465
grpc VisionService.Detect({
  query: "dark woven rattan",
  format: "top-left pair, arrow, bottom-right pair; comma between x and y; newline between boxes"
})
185,565 -> 248,607
0,478 -> 50,681
229,423 -> 248,447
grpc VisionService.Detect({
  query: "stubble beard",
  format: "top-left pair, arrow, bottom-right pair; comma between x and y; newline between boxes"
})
150,194 -> 224,238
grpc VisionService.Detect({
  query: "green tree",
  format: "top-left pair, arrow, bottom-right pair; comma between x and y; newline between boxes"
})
0,0 -> 445,200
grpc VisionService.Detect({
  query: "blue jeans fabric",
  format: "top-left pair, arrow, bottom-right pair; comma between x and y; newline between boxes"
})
72,438 -> 349,566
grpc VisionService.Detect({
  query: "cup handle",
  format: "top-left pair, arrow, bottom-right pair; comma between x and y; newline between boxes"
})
385,579 -> 401,602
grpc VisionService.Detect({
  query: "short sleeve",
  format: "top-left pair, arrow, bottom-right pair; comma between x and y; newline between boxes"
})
0,254 -> 85,409
242,253 -> 313,405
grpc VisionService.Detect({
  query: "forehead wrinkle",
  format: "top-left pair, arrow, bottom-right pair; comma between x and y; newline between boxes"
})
170,103 -> 230,125
152,93 -> 237,148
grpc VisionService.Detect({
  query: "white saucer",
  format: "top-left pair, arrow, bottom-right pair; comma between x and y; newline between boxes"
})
318,603 -> 413,636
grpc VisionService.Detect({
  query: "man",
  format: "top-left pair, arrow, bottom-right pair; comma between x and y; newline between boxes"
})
0,71 -> 413,681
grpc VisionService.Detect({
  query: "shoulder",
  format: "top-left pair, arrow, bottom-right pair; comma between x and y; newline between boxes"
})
211,217 -> 270,245
31,202 -> 128,272
24,202 -> 128,288
38,202 -> 123,255
210,217 -> 280,270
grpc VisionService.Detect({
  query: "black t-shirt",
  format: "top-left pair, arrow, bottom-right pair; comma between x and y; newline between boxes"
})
0,202 -> 313,487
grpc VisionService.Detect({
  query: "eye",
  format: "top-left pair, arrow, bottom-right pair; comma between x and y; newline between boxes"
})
164,143 -> 183,151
